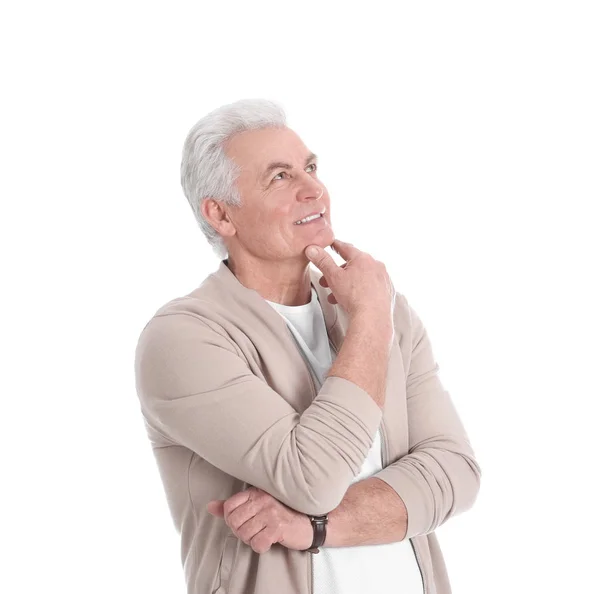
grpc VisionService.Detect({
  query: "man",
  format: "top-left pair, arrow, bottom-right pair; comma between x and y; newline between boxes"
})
134,98 -> 482,594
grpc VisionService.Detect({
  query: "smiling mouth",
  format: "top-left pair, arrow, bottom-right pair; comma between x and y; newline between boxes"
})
294,213 -> 325,225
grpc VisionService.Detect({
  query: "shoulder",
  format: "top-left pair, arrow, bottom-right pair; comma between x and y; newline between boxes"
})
137,275 -> 236,339
392,291 -> 427,356
135,292 -> 240,370
392,291 -> 412,334
134,298 -> 246,401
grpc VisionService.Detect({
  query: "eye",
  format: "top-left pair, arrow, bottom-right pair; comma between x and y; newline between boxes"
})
306,163 -> 317,173
272,171 -> 286,181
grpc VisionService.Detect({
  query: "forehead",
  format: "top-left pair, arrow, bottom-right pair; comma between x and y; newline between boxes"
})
224,127 -> 309,172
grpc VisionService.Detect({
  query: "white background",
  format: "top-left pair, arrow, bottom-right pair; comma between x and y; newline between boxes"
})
2,1 -> 599,593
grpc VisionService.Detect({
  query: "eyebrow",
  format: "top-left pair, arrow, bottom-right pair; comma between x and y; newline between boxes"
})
261,152 -> 318,181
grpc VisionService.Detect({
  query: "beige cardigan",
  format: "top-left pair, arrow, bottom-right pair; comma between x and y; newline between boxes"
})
134,259 -> 482,594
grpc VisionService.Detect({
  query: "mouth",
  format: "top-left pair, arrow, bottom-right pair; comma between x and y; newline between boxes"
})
294,209 -> 326,225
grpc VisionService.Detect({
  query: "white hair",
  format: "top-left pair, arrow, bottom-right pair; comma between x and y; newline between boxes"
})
180,98 -> 288,260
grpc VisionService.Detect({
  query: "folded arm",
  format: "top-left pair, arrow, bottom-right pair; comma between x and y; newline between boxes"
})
319,300 -> 481,547
134,312 -> 383,516
322,476 -> 409,547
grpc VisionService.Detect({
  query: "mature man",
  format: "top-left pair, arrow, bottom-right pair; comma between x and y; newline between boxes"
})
134,98 -> 481,594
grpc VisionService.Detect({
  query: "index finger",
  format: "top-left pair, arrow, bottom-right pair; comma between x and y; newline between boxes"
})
331,239 -> 360,262
223,489 -> 252,519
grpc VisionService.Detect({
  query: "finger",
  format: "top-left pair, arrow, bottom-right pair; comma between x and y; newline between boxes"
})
330,239 -> 360,261
305,245 -> 340,277
236,514 -> 269,544
249,525 -> 276,554
227,499 -> 259,532
319,276 -> 328,288
206,500 -> 225,517
223,490 -> 252,520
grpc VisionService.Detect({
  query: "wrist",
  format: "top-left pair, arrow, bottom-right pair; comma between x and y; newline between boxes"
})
300,514 -> 314,550
303,514 -> 328,553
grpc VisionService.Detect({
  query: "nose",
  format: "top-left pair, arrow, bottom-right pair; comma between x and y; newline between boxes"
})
297,175 -> 324,202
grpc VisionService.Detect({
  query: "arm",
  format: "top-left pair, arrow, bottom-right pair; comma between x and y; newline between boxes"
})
322,476 -> 408,547
205,478 -> 406,553
134,312 -> 383,516
370,299 -> 482,540
290,301 -> 479,548
202,299 -> 480,550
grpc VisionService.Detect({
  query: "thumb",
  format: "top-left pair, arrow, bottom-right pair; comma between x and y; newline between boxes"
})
206,500 -> 225,517
305,245 -> 337,276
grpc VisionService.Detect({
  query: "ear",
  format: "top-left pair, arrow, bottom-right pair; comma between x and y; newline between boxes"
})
201,198 -> 236,238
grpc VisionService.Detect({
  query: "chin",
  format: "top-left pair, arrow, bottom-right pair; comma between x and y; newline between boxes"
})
297,225 -> 335,254
320,228 -> 336,247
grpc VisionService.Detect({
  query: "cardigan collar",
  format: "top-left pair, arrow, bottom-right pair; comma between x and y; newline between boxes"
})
208,258 -> 347,351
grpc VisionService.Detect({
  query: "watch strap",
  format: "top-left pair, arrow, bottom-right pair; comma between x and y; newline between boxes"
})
303,514 -> 328,554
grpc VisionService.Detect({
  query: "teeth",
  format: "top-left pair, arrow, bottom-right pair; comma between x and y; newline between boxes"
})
295,213 -> 322,225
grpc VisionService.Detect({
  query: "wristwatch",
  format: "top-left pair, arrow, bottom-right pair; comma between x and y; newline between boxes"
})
302,514 -> 328,554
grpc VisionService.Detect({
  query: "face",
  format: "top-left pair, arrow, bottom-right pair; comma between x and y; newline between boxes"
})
208,126 -> 334,261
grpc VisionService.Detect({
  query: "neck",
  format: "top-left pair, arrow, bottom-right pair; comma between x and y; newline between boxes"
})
225,253 -> 312,306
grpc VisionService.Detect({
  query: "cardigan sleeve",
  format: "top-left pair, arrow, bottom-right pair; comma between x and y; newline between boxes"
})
372,300 -> 482,540
134,312 -> 383,517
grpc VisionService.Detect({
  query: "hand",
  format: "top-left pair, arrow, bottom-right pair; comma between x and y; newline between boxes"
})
305,239 -> 396,323
206,487 -> 313,554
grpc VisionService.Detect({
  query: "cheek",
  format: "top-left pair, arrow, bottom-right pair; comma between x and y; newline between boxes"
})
270,206 -> 294,230
272,203 -> 291,219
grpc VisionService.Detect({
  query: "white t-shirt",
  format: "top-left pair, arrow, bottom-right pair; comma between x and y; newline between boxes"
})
266,287 -> 424,594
